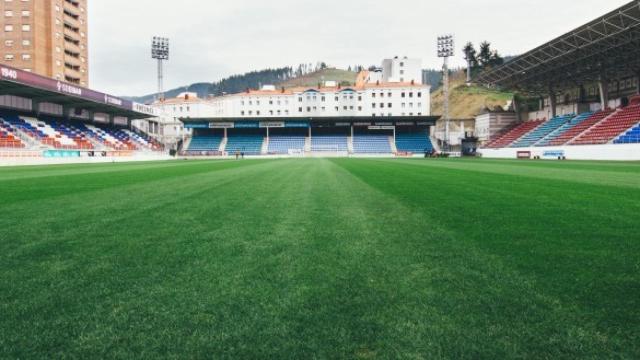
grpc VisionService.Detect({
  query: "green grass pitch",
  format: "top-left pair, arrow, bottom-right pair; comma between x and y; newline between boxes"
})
1,158 -> 639,358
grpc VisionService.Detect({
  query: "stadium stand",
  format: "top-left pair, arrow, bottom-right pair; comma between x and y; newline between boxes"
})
353,135 -> 392,154
267,136 -> 306,154
571,105 -> 640,145
485,120 -> 545,148
122,129 -> 163,151
614,123 -> 640,144
187,135 -> 223,152
511,115 -> 573,148
544,110 -> 614,146
0,111 -> 164,152
395,131 -> 433,153
0,120 -> 24,148
225,135 -> 264,155
311,135 -> 349,152
614,121 -> 640,144
535,112 -> 592,147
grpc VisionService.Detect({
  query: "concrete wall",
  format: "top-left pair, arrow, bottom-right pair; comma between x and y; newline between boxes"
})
479,144 -> 640,161
475,112 -> 518,144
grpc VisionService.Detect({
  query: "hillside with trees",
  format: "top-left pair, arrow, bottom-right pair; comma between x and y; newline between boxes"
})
431,70 -> 514,119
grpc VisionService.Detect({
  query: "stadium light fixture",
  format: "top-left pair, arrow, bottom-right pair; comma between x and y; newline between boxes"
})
437,34 -> 454,152
152,37 -> 170,101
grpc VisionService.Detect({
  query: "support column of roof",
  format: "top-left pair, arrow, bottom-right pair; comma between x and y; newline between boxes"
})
598,70 -> 609,110
548,84 -> 557,118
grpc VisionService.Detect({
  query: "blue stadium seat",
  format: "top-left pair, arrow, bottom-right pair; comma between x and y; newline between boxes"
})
536,112 -> 593,147
511,114 -> 573,148
188,136 -> 223,151
311,136 -> 348,152
225,135 -> 264,155
395,132 -> 433,153
614,124 -> 640,144
353,135 -> 392,154
268,136 -> 306,154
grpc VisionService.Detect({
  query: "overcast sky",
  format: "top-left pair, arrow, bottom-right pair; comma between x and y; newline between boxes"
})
88,0 -> 630,97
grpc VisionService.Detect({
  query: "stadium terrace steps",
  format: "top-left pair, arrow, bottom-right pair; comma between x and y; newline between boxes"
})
187,135 -> 223,152
0,112 -> 165,153
353,135 -> 393,154
535,112 -> 593,147
122,129 -> 163,151
395,132 -> 433,153
0,119 -> 25,148
544,110 -> 614,146
511,115 -> 574,148
614,123 -> 640,144
267,136 -> 306,154
571,105 -> 640,145
225,135 -> 264,155
485,120 -> 545,148
311,136 -> 349,152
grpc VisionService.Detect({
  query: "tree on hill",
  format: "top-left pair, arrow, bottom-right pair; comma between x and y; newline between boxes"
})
463,42 -> 478,69
463,41 -> 504,76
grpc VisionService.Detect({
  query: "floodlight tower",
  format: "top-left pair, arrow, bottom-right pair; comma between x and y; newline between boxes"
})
151,37 -> 170,101
437,35 -> 454,152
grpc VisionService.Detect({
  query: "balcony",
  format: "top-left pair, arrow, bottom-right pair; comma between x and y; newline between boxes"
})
63,2 -> 80,17
64,67 -> 82,79
64,54 -> 81,67
63,40 -> 81,54
63,14 -> 80,29
63,27 -> 80,40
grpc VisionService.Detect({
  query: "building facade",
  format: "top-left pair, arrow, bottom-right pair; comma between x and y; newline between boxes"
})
0,0 -> 88,86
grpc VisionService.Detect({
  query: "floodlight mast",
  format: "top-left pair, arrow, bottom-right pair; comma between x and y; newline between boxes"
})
437,35 -> 454,153
151,37 -> 170,101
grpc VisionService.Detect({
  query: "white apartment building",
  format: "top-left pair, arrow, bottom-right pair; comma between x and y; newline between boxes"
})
150,58 -> 430,126
381,57 -> 423,84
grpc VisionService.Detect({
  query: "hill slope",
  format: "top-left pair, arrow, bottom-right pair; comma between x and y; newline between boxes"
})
431,70 -> 513,119
126,67 -> 293,104
278,68 -> 358,88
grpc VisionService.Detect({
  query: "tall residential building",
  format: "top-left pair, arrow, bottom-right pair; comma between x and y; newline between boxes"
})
0,0 -> 88,86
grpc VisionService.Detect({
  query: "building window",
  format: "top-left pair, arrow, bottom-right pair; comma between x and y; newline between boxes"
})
4,10 -> 13,17
4,54 -> 14,61
388,103 -> 392,108
298,107 -> 303,113
372,93 -> 376,98
409,92 -> 414,98
417,92 -> 422,97
4,40 -> 13,47
21,10 -> 30,17
22,24 -> 30,32
372,103 -> 376,108
380,103 -> 384,108
21,54 -> 30,60
22,39 -> 30,46
4,25 -> 13,32
401,92 -> 406,98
